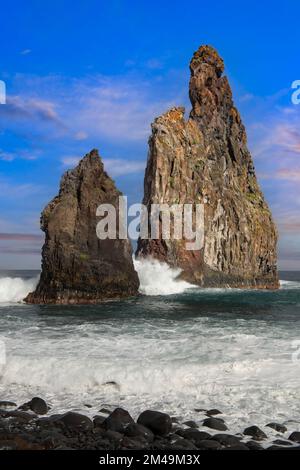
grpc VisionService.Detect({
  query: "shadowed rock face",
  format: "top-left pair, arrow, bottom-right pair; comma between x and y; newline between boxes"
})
136,45 -> 279,289
25,149 -> 139,304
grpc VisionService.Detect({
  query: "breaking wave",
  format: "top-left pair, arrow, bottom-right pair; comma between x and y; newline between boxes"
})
133,257 -> 195,295
0,276 -> 38,304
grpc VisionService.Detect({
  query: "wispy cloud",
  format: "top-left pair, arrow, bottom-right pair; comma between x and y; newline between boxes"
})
0,148 -> 42,161
103,159 -> 145,177
1,96 -> 61,124
68,76 -> 181,141
0,71 -> 186,150
20,49 -> 32,55
61,155 -> 145,177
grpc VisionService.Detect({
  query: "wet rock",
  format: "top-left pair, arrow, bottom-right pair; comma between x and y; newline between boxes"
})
57,412 -> 93,431
36,414 -> 64,427
206,409 -> 222,416
0,435 -> 44,450
121,436 -> 147,449
29,397 -> 48,415
243,425 -> 267,441
137,410 -> 172,436
93,415 -> 106,427
99,408 -> 111,415
197,439 -> 222,450
203,417 -> 228,431
3,410 -> 36,423
212,434 -> 241,446
170,438 -> 197,450
289,431 -> 300,443
0,439 -> 18,450
267,445 -> 284,450
181,429 -> 212,446
55,445 -> 76,450
39,430 -> 68,450
272,439 -> 293,446
103,408 -> 134,433
104,430 -> 123,442
266,422 -> 287,433
0,401 -> 17,409
183,420 -> 198,428
246,440 -> 263,450
224,443 -> 249,450
125,423 -> 154,442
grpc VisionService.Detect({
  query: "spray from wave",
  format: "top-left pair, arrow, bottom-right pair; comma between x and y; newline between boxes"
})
0,258 -> 194,304
0,276 -> 38,304
133,257 -> 195,295
280,280 -> 300,289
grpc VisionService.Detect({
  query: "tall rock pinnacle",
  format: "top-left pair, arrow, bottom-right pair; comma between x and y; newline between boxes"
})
25,149 -> 139,304
137,45 -> 279,289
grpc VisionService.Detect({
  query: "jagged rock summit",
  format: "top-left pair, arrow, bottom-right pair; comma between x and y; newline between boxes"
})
136,45 -> 279,289
25,149 -> 139,304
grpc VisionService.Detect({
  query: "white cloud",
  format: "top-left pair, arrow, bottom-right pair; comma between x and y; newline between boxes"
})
103,159 -> 145,177
0,71 -> 185,146
0,149 -> 42,161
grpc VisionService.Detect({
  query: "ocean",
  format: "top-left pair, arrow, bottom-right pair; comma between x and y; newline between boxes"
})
0,260 -> 300,441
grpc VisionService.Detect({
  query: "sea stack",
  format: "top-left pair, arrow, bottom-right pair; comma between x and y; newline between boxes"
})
25,149 -> 139,304
136,45 -> 279,289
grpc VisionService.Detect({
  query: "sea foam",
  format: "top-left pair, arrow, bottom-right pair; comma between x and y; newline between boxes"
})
0,276 -> 38,303
133,257 -> 195,295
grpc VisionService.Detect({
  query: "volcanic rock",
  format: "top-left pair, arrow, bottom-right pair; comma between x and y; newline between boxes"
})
136,45 -> 278,289
21,397 -> 48,415
289,431 -> 300,443
25,149 -> 139,304
103,408 -> 134,433
266,422 -> 287,433
137,410 -> 172,436
203,417 -> 228,431
243,425 -> 267,441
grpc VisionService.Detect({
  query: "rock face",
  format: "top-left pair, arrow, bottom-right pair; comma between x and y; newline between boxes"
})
136,45 -> 279,289
25,149 -> 139,304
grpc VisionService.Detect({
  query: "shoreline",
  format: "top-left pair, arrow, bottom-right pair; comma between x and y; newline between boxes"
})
1,397 -> 300,451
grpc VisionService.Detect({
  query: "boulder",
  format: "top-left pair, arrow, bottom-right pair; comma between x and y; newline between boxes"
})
125,423 -> 154,442
243,425 -> 267,441
203,417 -> 228,431
289,431 -> 300,443
56,412 -> 93,431
266,422 -> 287,433
103,408 -> 134,433
137,410 -> 172,436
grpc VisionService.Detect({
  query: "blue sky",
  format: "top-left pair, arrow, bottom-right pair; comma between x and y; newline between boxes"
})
0,0 -> 300,269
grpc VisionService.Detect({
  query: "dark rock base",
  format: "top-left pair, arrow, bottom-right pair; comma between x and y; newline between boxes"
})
1,398 -> 299,451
